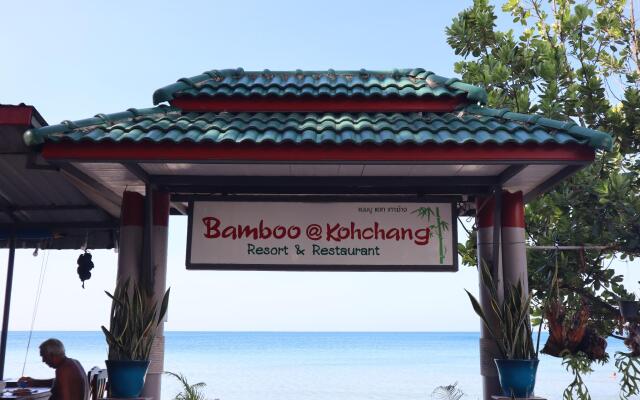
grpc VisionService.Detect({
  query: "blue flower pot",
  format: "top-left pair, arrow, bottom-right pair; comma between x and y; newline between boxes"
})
494,359 -> 539,398
105,359 -> 149,398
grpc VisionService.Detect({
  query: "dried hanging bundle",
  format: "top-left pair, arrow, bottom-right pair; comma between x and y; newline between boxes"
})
541,257 -> 607,361
542,298 -> 607,361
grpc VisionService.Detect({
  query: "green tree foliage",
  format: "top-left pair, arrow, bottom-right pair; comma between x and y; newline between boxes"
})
447,0 -> 640,397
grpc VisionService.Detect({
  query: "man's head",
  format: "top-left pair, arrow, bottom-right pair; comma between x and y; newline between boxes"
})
39,338 -> 66,368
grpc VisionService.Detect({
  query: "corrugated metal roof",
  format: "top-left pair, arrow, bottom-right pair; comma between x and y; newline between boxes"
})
24,105 -> 612,150
152,68 -> 489,105
0,105 -> 117,250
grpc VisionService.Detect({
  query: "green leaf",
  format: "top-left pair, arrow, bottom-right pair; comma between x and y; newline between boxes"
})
103,278 -> 171,361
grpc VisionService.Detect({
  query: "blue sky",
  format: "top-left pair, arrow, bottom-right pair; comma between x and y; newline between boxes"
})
1,0 -> 638,332
1,0 -> 471,124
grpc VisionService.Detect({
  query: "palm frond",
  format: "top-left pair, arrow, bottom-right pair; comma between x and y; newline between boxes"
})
166,371 -> 209,400
432,382 -> 465,400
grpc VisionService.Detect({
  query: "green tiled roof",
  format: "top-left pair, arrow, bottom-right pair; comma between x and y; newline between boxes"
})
152,68 -> 488,105
24,105 -> 612,150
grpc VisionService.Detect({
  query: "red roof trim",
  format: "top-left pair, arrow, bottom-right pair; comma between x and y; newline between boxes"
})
0,105 -> 34,126
170,96 -> 465,113
42,142 -> 596,163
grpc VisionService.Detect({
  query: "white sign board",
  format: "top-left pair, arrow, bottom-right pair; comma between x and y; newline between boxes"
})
187,201 -> 457,271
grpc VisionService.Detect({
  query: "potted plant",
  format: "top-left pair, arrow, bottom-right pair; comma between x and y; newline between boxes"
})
102,278 -> 170,398
466,263 -> 539,398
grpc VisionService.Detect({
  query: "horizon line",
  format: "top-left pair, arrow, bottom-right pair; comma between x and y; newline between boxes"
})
7,329 -> 486,334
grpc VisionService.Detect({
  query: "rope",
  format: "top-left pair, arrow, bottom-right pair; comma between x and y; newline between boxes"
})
527,245 -> 613,250
20,249 -> 49,377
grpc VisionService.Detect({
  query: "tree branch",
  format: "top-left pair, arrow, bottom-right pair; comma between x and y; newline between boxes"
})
559,283 -> 619,314
611,333 -> 626,341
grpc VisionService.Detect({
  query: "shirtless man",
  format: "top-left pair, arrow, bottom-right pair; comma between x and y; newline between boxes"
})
18,338 -> 89,400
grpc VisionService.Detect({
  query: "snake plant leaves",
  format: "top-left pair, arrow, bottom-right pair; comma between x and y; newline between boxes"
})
466,261 -> 536,360
101,278 -> 170,361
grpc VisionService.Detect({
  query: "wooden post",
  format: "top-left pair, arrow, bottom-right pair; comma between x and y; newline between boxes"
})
0,234 -> 16,379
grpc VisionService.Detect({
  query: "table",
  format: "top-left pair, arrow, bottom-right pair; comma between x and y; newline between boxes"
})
0,388 -> 51,399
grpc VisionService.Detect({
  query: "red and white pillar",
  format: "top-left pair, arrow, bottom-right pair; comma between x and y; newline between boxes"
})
476,191 -> 529,399
141,191 -> 170,400
501,191 -> 528,292
115,190 -> 170,400
476,195 -> 502,399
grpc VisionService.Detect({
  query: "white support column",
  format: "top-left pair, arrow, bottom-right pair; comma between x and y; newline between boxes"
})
141,191 -> 170,400
476,195 -> 503,400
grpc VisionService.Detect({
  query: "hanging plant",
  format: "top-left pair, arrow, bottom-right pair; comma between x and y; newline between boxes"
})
561,353 -> 593,400
613,321 -> 640,398
542,298 -> 608,362
76,251 -> 94,288
540,260 -> 608,362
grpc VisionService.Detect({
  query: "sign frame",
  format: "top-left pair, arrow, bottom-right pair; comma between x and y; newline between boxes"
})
186,196 -> 458,272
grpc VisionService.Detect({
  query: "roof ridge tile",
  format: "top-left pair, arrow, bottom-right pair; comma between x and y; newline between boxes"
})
151,68 -> 487,105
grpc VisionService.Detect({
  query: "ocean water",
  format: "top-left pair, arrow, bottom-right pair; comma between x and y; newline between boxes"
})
2,331 -> 629,400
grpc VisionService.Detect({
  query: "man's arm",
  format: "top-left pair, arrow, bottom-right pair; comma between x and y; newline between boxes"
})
16,377 -> 54,387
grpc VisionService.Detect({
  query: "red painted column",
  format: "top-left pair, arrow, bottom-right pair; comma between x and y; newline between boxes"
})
476,196 -> 502,399
501,191 -> 528,293
116,191 -> 144,285
141,191 -> 170,400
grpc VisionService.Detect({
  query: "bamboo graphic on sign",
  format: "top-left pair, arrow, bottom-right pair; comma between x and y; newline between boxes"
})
411,206 -> 449,264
